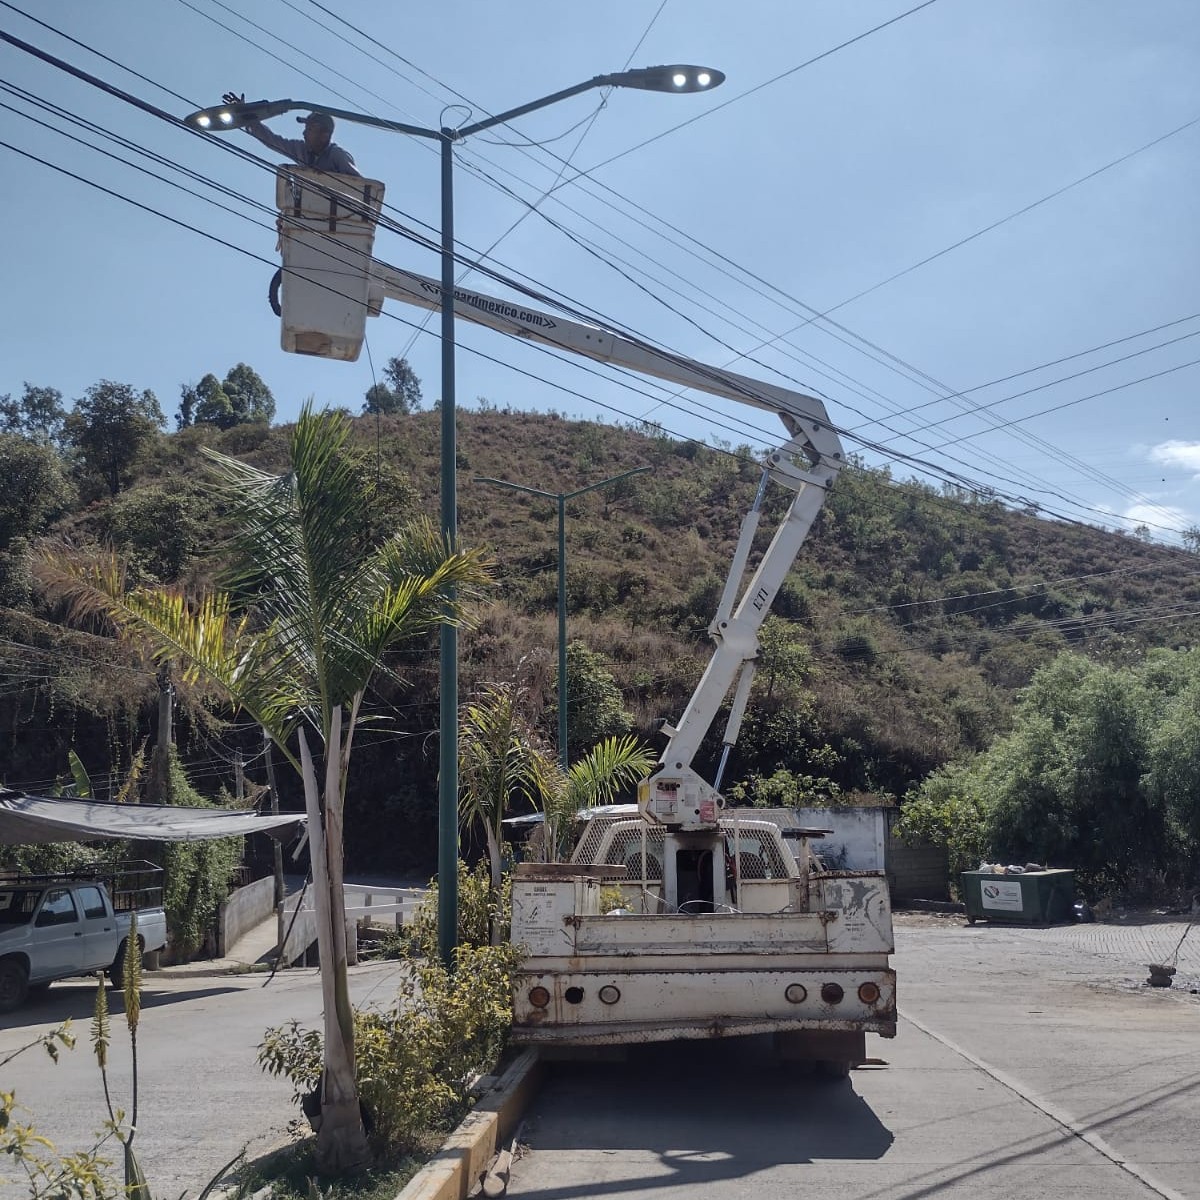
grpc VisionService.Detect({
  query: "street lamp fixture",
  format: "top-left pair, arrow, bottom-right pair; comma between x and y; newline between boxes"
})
185,64 -> 723,967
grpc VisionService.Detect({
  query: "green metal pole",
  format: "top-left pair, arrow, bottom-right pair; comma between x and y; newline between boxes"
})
557,493 -> 568,771
437,129 -> 458,969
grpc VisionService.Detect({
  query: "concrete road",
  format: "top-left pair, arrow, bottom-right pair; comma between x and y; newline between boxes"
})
507,915 -> 1200,1200
0,961 -> 404,1199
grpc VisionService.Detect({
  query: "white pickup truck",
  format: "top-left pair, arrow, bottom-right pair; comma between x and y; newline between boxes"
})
0,863 -> 168,1011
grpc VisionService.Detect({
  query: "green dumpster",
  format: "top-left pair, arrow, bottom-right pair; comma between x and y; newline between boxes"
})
961,869 -> 1075,925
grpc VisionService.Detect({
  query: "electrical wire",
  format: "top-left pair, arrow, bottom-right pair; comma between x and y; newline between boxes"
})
4,24 -> 1195,540
213,0 -> 1190,532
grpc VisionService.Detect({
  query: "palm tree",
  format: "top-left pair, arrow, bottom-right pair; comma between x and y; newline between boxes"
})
534,735 -> 656,863
458,683 -> 551,927
39,404 -> 490,1174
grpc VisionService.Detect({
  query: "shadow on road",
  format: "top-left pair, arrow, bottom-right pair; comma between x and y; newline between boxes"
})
0,982 -> 245,1029
522,1034 -> 893,1195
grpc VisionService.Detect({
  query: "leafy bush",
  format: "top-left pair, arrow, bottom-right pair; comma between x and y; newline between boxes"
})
158,754 -> 243,960
398,860 -> 509,961
895,763 -> 988,883
258,940 -> 522,1155
728,766 -> 842,808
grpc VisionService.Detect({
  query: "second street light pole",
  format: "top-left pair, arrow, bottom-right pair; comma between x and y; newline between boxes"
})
476,467 -> 650,769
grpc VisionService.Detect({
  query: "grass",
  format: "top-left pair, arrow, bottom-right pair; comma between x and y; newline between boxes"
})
233,1137 -> 426,1200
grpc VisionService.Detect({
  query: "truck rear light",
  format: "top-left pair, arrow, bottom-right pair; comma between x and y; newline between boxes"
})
564,986 -> 585,1004
820,982 -> 844,1004
784,983 -> 807,1004
598,985 -> 621,1005
858,982 -> 881,1004
528,986 -> 550,1009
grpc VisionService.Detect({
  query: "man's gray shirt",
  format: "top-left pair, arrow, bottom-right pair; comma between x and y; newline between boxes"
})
242,121 -> 362,177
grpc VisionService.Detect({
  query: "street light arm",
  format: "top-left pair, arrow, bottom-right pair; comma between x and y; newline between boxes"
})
457,76 -> 612,139
284,103 -> 442,141
455,64 -> 723,139
183,98 -> 441,140
564,466 -> 651,502
473,476 -> 559,501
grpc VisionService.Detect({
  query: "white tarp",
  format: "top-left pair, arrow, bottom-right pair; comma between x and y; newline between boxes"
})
0,789 -> 305,844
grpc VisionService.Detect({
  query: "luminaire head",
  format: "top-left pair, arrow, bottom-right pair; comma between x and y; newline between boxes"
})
183,99 -> 296,131
606,64 -> 725,93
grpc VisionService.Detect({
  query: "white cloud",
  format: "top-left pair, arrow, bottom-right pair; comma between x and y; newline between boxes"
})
1149,441 -> 1200,475
1122,502 -> 1192,534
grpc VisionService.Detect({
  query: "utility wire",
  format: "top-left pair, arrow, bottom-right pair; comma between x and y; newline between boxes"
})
9,7 -> 1171,535
2,24 -> 1191,538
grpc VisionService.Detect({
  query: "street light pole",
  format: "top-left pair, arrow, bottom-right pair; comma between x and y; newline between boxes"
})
475,467 -> 650,769
184,64 -> 723,968
438,130 -> 459,956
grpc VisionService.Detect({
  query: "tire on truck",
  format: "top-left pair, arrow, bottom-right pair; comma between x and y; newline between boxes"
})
773,1028 -> 866,1078
0,957 -> 30,1013
109,937 -> 143,988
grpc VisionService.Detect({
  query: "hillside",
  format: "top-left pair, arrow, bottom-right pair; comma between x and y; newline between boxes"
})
3,407 -> 1198,872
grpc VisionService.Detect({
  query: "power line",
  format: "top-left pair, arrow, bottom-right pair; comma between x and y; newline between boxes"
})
3,24 -> 1191,540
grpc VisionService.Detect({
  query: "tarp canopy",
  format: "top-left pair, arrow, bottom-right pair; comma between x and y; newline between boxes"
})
0,789 -> 306,845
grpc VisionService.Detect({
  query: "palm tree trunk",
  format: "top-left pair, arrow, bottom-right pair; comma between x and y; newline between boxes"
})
299,726 -> 369,1174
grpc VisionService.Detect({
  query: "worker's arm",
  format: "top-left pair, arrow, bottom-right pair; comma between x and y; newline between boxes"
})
241,119 -> 307,165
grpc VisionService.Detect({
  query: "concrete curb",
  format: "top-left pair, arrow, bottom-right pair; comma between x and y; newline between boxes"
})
396,1048 -> 543,1200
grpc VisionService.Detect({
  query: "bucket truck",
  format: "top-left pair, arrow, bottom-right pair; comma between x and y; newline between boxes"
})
272,167 -> 896,1070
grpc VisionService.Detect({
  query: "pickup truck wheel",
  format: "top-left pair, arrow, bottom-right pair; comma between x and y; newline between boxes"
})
108,942 -> 128,988
0,959 -> 29,1012
816,1058 -> 853,1079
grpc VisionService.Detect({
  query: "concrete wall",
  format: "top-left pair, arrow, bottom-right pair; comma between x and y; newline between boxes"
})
734,805 -> 951,901
217,875 -> 276,956
745,806 -> 887,872
885,808 -> 950,900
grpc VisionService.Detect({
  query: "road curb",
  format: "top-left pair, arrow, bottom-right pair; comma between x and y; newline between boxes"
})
395,1048 -> 542,1200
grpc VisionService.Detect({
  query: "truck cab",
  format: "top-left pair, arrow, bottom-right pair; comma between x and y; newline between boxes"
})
0,862 -> 168,1011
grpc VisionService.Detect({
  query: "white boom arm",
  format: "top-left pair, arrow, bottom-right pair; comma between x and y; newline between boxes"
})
274,167 -> 844,832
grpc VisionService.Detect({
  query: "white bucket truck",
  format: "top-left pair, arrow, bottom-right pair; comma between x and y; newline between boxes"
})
265,168 -> 896,1069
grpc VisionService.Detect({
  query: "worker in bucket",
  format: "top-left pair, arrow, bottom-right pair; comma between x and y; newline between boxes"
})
222,93 -> 362,177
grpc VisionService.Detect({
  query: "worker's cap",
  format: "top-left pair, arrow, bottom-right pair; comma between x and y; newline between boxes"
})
298,111 -> 335,132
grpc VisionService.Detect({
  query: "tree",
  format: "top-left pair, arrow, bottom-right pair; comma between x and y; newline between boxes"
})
39,403 -> 491,1173
556,642 -> 633,761
363,356 -> 423,415
0,383 -> 66,446
179,365 -> 274,429
458,682 -> 552,937
457,679 -> 653,900
63,381 -> 164,497
1143,679 -> 1200,862
221,362 -> 275,425
534,735 -> 655,863
185,374 -> 232,428
981,654 -> 1162,891
0,434 -> 74,550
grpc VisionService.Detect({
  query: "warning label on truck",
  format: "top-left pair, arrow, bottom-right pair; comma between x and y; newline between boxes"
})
981,880 -> 1023,911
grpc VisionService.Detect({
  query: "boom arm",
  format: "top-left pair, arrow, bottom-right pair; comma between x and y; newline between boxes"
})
274,167 -> 843,831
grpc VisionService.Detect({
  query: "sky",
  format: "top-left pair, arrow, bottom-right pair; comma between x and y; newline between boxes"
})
1,0 -> 1198,545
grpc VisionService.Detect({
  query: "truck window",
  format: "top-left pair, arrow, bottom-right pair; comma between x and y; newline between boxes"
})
35,888 -> 79,927
77,886 -> 108,920
0,888 -> 41,926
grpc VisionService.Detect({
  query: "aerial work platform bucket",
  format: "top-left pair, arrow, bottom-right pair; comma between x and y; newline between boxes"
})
274,168 -> 385,361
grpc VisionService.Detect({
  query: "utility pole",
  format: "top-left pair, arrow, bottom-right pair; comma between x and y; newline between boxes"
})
263,729 -> 285,910
474,466 -> 650,768
150,663 -> 174,803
